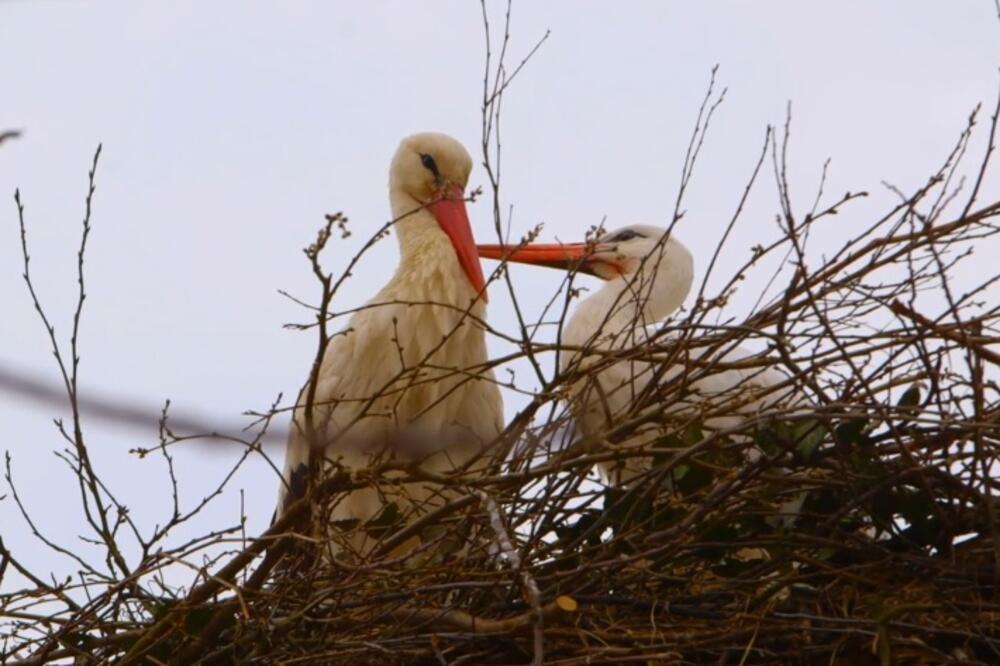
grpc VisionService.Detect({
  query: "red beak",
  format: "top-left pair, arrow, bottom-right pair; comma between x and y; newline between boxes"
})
475,242 -> 602,276
427,184 -> 487,302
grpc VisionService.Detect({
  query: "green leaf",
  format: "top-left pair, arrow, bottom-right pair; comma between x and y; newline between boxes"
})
673,464 -> 691,481
793,419 -> 827,462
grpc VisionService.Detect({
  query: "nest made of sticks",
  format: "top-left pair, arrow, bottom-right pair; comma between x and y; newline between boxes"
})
4,61 -> 1000,666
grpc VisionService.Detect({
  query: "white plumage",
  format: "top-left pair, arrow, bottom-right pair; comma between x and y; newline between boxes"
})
479,224 -> 796,484
278,133 -> 502,556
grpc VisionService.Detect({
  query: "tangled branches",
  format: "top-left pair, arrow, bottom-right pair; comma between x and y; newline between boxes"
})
3,7 -> 1000,663
2,98 -> 999,664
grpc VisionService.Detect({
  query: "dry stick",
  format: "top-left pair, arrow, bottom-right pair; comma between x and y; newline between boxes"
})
281,207 -> 412,487
0,129 -> 22,145
691,126 -> 773,311
777,135 -> 958,538
899,141 -> 1000,538
390,598 -> 575,635
297,215 -> 340,511
156,513 -> 271,658
480,0 -> 551,387
673,64 -> 726,225
745,200 -> 1000,337
476,489 -> 545,665
888,300 -> 1000,367
970,314 -> 1000,597
117,470 -> 356,665
11,628 -> 146,666
170,535 -> 291,665
567,67 -> 734,423
0,538 -> 80,614
10,149 -> 175,664
631,123 -> 777,418
963,82 -> 1000,217
371,493 -> 479,558
13,147 -> 130,581
3,454 -> 100,577
20,550 -> 184,665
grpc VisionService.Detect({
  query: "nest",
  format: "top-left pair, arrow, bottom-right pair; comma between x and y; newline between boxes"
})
4,67 -> 1000,666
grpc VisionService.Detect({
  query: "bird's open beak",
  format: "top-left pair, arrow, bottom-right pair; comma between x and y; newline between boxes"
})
428,184 -> 488,302
476,242 -> 604,277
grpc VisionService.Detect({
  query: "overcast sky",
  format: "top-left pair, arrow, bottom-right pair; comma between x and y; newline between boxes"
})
2,1 -> 999,587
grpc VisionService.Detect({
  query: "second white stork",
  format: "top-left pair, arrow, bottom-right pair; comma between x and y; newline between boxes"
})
478,225 -> 797,484
279,133 -> 502,556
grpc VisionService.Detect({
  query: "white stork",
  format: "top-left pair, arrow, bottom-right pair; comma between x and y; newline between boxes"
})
478,224 -> 797,485
279,133 -> 502,556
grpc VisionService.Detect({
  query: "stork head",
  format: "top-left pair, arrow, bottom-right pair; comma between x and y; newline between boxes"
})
477,224 -> 695,319
390,133 -> 485,299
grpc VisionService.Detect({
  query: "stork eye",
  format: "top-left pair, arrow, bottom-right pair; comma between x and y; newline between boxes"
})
608,229 -> 643,242
419,153 -> 440,176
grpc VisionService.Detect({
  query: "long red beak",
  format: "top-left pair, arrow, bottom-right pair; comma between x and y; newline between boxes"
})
475,242 -> 601,276
427,184 -> 487,302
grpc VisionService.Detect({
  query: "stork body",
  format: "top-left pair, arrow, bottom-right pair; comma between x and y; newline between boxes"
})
479,225 -> 795,484
279,133 -> 502,556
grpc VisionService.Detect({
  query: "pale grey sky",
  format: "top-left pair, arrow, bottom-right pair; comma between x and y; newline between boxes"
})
2,1 -> 999,585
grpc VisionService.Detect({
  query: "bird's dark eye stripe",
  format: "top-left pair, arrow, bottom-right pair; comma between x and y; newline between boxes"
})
608,229 -> 643,242
419,152 -> 440,176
